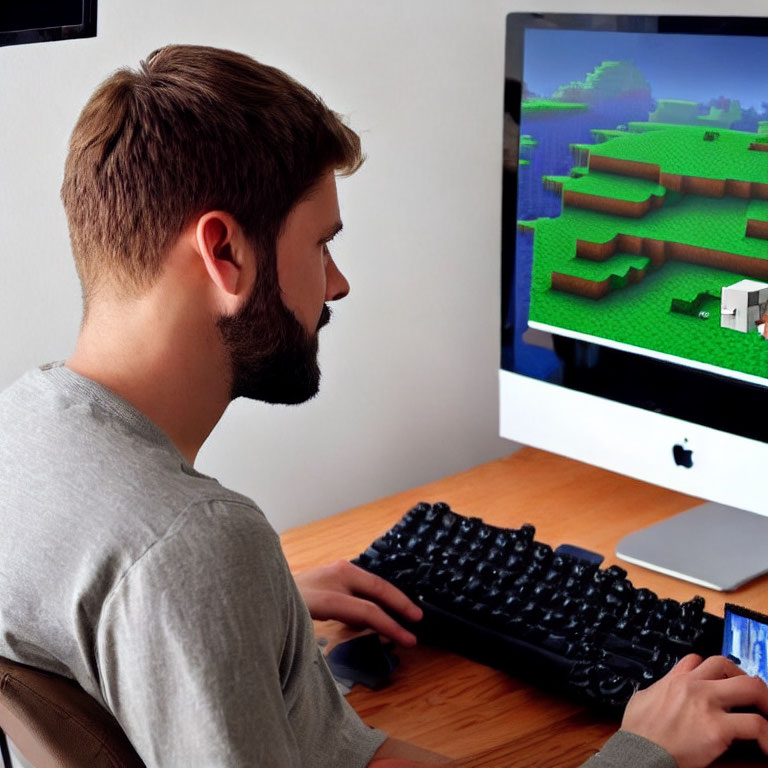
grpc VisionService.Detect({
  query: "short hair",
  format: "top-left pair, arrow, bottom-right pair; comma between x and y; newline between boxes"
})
61,44 -> 363,305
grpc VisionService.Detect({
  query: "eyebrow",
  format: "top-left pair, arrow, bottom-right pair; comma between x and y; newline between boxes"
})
318,220 -> 343,244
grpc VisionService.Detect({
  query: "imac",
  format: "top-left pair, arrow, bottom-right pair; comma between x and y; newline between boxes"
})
501,13 -> 768,591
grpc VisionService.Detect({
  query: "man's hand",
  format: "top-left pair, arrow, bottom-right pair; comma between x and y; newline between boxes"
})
294,560 -> 423,646
621,654 -> 768,768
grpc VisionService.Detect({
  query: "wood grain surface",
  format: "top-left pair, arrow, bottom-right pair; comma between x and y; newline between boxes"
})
281,448 -> 768,767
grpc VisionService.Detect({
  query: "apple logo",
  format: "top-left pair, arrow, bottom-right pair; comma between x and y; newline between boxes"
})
672,439 -> 693,468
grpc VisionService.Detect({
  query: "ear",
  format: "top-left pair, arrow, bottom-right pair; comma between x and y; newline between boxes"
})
194,212 -> 254,307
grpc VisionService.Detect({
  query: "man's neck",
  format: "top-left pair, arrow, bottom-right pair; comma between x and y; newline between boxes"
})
67,296 -> 232,465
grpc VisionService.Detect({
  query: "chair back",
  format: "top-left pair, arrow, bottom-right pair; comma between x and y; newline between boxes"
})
0,656 -> 145,768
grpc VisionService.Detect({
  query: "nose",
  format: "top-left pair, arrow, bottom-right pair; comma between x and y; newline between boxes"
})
325,253 -> 350,301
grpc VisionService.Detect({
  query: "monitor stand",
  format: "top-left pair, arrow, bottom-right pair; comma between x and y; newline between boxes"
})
616,502 -> 768,591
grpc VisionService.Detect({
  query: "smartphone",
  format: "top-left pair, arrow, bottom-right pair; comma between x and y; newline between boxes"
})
723,603 -> 768,684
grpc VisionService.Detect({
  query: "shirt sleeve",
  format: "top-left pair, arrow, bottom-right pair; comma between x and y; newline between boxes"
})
579,731 -> 679,768
95,499 -> 385,768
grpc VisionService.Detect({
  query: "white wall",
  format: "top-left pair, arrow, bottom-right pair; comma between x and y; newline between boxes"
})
1,0 -> 764,532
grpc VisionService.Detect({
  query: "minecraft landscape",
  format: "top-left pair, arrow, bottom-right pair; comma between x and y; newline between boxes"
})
513,30 -> 768,380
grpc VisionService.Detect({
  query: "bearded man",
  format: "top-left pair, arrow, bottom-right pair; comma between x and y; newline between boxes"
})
0,44 -> 432,767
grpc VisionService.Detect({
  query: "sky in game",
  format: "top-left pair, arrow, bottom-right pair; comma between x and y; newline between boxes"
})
521,29 -> 768,111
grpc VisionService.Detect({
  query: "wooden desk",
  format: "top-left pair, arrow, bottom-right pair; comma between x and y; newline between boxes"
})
281,448 -> 768,767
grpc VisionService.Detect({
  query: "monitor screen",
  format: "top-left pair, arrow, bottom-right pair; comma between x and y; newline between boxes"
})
500,13 -> 768,584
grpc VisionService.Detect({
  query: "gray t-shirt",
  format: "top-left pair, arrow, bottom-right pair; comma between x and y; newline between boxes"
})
0,363 -> 385,767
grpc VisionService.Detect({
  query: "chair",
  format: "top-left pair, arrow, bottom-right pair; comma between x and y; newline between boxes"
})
0,656 -> 145,768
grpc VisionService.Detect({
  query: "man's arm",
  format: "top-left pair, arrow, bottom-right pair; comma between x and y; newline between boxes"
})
97,502 -> 384,767
582,654 -> 768,768
620,654 -> 768,767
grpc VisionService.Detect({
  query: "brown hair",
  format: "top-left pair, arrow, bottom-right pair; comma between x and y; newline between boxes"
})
61,44 -> 363,305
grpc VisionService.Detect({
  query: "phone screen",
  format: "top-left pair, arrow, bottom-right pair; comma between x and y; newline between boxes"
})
723,604 -> 768,684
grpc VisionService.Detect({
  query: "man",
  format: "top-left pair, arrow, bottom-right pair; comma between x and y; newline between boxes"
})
0,45 -> 766,768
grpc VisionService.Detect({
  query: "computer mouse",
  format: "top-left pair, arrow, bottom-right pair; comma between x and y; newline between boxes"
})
325,633 -> 399,690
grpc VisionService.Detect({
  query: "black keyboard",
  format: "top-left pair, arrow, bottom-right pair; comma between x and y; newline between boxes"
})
353,502 -> 724,711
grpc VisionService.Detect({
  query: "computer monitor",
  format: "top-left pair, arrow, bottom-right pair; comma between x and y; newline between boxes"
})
0,1 -> 97,48
500,12 -> 768,591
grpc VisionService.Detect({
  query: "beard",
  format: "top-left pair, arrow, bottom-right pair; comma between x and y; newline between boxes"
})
217,275 -> 331,405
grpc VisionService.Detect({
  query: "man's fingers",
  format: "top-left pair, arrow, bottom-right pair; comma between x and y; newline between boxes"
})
665,653 -> 703,677
340,562 -> 423,622
329,593 -> 419,647
725,712 -> 768,751
689,654 -> 747,681
712,674 -> 768,713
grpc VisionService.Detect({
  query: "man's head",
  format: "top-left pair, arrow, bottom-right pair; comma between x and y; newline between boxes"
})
61,45 -> 360,402
217,169 -> 349,403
